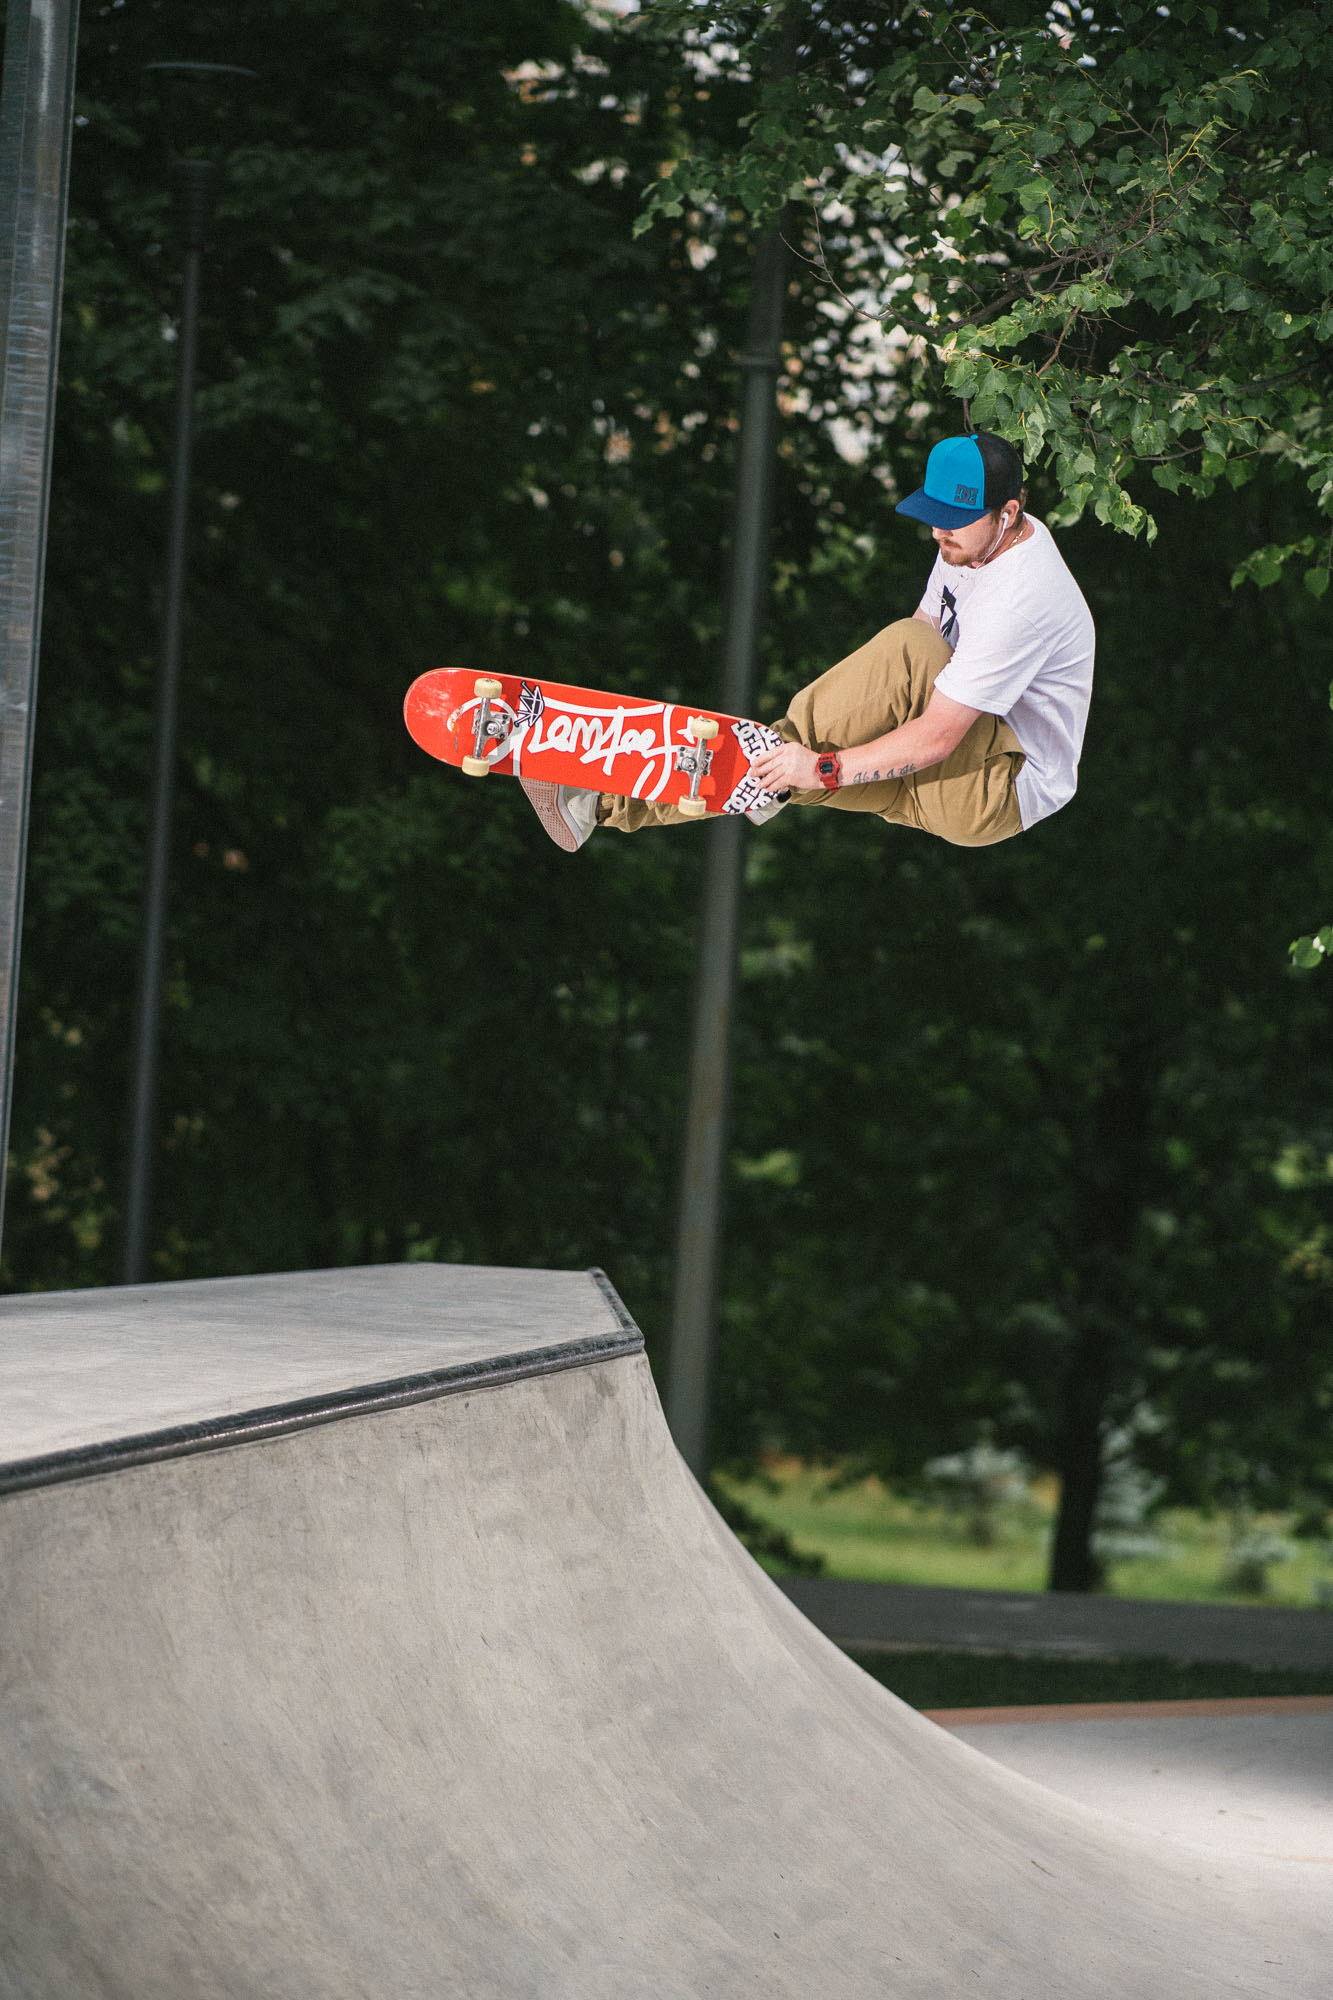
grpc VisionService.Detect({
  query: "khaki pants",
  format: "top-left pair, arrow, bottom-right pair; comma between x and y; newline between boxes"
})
600,619 -> 1024,847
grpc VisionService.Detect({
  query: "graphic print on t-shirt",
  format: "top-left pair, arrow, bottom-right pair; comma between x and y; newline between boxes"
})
940,583 -> 959,645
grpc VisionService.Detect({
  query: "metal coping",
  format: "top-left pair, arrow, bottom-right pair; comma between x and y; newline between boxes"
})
0,1268 -> 643,1497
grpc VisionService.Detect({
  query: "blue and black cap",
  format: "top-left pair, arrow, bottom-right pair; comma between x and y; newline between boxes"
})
895,432 -> 1024,530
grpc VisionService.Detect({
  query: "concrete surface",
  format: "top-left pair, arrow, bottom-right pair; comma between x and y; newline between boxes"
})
780,1574 -> 1333,1671
933,1701 -> 1333,1866
0,1262 -> 638,1481
1,1265 -> 1329,1998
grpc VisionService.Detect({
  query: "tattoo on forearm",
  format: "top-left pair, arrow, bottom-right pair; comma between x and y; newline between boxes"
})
846,761 -> 918,784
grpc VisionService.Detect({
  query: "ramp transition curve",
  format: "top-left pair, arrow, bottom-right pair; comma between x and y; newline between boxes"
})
1,1264 -> 1327,1997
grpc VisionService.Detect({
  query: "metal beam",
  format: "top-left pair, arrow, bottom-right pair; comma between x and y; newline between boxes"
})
0,0 -> 81,1265
121,158 -> 219,1285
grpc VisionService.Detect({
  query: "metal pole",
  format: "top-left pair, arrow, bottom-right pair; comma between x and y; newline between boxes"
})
0,0 -> 81,1266
666,226 -> 786,1477
121,157 -> 217,1284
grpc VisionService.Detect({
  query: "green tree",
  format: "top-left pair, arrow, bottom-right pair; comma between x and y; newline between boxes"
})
13,0 -> 763,1304
12,0 -> 1330,1601
639,0 -> 1333,950
710,474 -> 1332,1590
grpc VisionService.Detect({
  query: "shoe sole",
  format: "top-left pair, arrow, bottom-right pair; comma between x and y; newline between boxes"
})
519,778 -> 583,853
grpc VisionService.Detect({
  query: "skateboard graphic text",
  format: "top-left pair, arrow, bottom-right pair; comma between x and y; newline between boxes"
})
403,669 -> 784,820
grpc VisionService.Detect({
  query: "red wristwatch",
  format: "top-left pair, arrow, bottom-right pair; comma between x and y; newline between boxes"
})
815,752 -> 843,792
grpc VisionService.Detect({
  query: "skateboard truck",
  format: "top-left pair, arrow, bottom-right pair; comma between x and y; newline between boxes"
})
675,716 -> 719,818
461,678 -> 511,776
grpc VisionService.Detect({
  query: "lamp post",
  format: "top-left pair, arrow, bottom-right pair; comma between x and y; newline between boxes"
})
665,224 -> 787,1478
121,62 -> 255,1285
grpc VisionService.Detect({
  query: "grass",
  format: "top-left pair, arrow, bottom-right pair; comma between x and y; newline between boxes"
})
718,1458 -> 1333,1610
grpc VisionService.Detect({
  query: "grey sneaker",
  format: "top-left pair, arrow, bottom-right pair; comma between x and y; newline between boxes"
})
745,795 -> 789,827
519,779 -> 600,852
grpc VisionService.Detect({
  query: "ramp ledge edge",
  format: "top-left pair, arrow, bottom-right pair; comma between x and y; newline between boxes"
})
0,1267 -> 644,1496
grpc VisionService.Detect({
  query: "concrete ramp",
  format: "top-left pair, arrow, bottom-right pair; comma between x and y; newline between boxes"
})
0,1264 -> 1326,1997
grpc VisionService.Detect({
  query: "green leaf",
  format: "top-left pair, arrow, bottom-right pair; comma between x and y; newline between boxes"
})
1230,538 -> 1315,590
1289,931 -> 1331,972
944,356 -> 982,399
1130,413 -> 1169,456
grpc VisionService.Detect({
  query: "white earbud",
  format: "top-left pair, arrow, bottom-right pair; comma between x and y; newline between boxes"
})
974,506 -> 1015,567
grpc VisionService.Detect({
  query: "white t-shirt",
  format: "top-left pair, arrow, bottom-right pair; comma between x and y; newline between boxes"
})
919,517 -> 1095,830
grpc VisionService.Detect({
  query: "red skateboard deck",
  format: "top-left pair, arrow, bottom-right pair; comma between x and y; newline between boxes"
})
403,668 -> 785,819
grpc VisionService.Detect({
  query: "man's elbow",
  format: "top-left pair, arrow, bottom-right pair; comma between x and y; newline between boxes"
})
921,718 -> 976,767
917,691 -> 983,765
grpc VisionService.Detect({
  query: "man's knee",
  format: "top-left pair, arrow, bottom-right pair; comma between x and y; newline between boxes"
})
777,615 -> 953,752
884,616 -> 951,670
846,620 -> 952,714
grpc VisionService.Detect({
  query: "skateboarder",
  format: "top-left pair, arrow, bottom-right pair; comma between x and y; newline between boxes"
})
520,431 -> 1095,853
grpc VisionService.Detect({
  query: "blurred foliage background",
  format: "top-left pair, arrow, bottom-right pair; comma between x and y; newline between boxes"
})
8,0 -> 1332,1594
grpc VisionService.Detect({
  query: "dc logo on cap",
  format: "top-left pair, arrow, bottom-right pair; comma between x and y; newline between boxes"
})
954,482 -> 979,504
